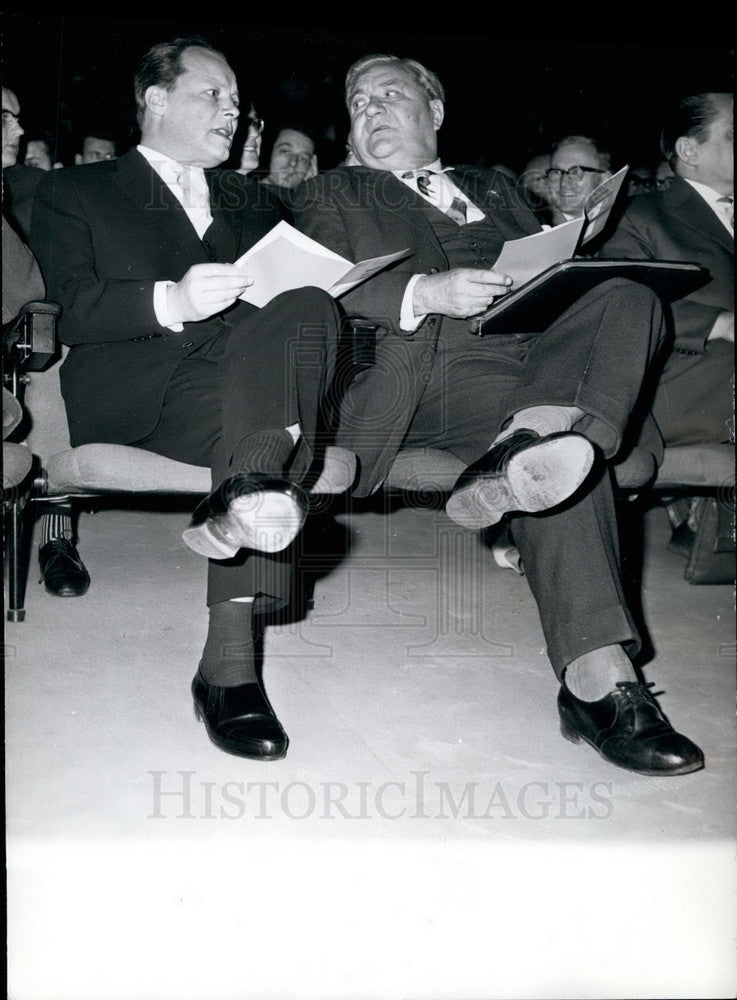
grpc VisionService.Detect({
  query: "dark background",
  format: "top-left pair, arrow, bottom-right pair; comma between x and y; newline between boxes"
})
2,16 -> 733,173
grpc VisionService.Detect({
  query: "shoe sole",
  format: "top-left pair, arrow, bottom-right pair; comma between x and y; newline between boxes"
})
559,705 -> 705,776
446,435 -> 595,530
182,490 -> 307,560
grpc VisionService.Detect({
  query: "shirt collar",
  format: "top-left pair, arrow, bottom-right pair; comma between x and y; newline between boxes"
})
137,144 -> 205,186
392,159 -> 446,177
683,177 -> 733,208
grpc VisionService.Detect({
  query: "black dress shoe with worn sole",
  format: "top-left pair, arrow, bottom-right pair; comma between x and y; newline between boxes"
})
445,429 -> 595,530
558,681 -> 704,776
183,473 -> 309,560
38,539 -> 91,597
192,669 -> 289,760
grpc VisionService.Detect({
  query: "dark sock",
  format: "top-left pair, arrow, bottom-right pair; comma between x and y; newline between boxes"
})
199,600 -> 258,687
230,429 -> 296,478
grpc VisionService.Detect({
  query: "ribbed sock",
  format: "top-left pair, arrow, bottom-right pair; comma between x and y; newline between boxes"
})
494,405 -> 585,446
199,599 -> 258,687
40,503 -> 74,545
562,644 -> 638,702
230,428 -> 297,478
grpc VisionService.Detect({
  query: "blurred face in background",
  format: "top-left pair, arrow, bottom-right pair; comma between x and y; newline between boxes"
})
2,87 -> 23,167
237,106 -> 264,175
266,128 -> 316,188
519,153 -> 552,206
75,136 -> 117,164
25,139 -> 56,170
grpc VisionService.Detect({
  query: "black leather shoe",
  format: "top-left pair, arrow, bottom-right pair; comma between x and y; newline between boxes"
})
445,429 -> 594,530
192,668 -> 289,760
558,681 -> 704,776
38,539 -> 91,597
182,473 -> 309,560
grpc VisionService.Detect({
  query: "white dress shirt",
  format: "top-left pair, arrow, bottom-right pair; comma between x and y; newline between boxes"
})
137,145 -> 214,330
394,161 -> 485,331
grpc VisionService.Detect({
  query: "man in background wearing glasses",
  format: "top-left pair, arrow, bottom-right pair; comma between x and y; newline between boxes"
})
545,134 -> 613,226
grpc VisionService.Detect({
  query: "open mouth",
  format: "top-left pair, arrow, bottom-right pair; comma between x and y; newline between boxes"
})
212,127 -> 233,143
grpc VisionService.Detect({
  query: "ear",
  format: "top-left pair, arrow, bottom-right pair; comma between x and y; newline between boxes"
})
430,99 -> 444,131
675,135 -> 698,165
144,85 -> 168,118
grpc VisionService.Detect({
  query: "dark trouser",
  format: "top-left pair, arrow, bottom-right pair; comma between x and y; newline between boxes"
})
358,279 -> 666,674
135,288 -> 341,611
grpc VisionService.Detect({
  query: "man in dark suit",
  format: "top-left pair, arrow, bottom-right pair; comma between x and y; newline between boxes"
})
30,36 -> 343,760
602,92 -> 733,558
291,53 -> 704,777
602,92 -> 733,449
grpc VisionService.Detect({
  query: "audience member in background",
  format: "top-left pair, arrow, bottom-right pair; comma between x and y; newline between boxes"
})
2,86 -> 45,240
74,131 -> 118,164
291,52 -> 704,778
518,151 -> 553,224
626,163 -> 655,197
545,134 -> 613,226
260,123 -> 318,193
601,92 -> 734,555
3,215 -> 46,490
235,105 -> 265,176
2,85 -> 92,598
24,130 -> 63,171
654,158 -> 675,191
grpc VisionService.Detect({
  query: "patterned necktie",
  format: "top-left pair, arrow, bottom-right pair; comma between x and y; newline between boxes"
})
403,169 -> 468,225
716,195 -> 734,234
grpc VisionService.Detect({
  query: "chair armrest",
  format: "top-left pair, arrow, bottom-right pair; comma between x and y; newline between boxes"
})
4,300 -> 61,373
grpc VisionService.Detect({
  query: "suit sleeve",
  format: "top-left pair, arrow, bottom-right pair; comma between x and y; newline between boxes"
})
30,170 -> 161,345
290,175 -> 422,336
2,214 -> 46,325
602,205 -> 726,354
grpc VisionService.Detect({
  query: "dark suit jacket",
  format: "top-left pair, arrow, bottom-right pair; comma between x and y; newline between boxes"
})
291,165 -> 542,492
29,148 -> 284,446
3,213 -> 46,326
601,176 -> 734,356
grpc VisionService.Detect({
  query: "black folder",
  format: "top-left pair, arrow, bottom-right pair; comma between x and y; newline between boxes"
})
467,259 -> 711,335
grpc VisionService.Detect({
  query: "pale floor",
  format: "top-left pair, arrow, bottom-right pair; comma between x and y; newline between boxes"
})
4,492 -> 737,1000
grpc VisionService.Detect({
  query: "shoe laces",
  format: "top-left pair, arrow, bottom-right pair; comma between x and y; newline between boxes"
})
614,681 -> 663,706
39,539 -> 86,577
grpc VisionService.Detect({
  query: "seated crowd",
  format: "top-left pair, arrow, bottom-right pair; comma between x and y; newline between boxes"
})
2,38 -> 733,777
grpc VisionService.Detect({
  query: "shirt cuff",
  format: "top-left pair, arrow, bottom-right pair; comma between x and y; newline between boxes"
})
153,280 -> 184,332
400,274 -> 428,332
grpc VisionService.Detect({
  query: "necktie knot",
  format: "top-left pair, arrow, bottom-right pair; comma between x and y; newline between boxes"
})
400,169 -> 467,224
716,195 -> 734,232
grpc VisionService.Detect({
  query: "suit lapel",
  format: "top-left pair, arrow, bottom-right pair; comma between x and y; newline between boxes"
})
204,169 -> 243,262
451,166 -> 540,238
114,149 -> 212,262
665,177 -> 734,255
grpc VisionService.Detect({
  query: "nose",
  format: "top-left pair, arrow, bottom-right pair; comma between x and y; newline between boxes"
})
365,96 -> 386,117
222,97 -> 239,120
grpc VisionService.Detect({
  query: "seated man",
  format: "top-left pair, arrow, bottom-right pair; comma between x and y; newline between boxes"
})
602,93 -> 733,556
545,133 -> 614,229
602,92 -> 733,449
30,36 -> 342,761
290,52 -> 704,777
2,84 -> 91,597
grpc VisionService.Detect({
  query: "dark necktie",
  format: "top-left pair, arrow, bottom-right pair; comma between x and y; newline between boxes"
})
716,195 -> 734,233
403,169 -> 468,225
